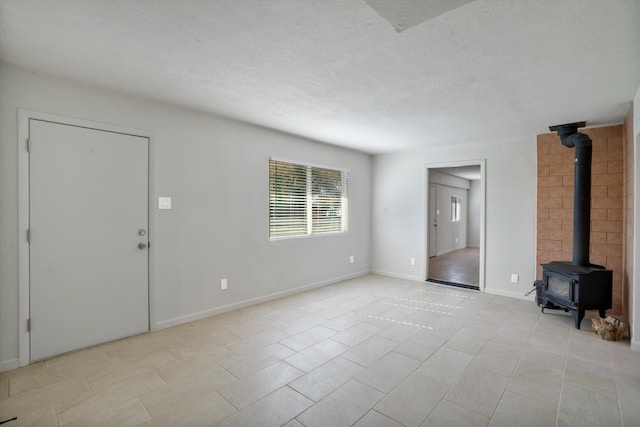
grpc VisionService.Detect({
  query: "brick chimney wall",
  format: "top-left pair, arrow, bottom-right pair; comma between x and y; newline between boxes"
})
537,125 -> 623,315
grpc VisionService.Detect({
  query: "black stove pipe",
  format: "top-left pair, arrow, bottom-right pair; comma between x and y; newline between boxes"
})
555,123 -> 592,266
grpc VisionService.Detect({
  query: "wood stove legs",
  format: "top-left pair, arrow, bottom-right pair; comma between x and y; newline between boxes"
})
540,304 -> 606,329
572,308 -> 606,329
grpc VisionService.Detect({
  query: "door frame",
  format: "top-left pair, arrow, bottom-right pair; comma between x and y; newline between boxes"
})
17,109 -> 156,366
424,159 -> 486,291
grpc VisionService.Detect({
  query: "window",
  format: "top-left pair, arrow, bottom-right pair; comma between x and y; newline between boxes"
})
269,159 -> 348,238
451,196 -> 461,222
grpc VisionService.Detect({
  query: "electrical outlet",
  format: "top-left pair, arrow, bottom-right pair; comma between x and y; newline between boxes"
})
349,255 -> 354,264
221,278 -> 228,290
410,257 -> 416,266
510,274 -> 519,284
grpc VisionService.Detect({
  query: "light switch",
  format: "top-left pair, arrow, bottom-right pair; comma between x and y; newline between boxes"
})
158,197 -> 172,210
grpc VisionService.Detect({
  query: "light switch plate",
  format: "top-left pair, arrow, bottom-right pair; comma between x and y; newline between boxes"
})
158,197 -> 172,210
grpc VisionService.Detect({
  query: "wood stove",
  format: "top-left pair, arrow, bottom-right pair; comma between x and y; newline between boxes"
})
534,122 -> 613,329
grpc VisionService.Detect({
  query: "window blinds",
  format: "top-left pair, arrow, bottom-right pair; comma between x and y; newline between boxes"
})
269,159 -> 348,238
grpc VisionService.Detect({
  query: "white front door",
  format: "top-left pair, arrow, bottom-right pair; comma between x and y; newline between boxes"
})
29,119 -> 149,361
429,185 -> 437,257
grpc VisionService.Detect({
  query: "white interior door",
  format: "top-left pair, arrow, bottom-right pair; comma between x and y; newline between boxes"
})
29,119 -> 149,361
429,185 -> 437,257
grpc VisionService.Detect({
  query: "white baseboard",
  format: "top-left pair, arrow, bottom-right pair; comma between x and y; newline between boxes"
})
154,270 -> 370,330
632,339 -> 640,352
0,358 -> 19,373
370,269 -> 424,282
484,287 -> 536,301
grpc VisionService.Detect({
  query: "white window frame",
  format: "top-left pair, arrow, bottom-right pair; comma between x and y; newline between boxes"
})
269,157 -> 348,240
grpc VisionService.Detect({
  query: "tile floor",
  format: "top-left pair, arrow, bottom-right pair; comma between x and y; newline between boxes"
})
1,274 -> 639,426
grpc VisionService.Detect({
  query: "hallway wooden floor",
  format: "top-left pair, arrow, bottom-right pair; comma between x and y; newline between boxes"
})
428,247 -> 480,287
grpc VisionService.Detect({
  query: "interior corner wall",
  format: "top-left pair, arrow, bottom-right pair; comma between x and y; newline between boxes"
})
371,137 -> 537,298
0,62 -> 371,370
622,109 -> 634,342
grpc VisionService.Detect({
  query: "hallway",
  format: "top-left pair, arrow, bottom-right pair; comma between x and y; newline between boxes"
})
428,247 -> 480,288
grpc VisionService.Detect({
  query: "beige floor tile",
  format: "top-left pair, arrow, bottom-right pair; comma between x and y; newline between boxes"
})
2,275 -> 638,427
225,328 -> 290,355
9,376 -> 89,408
471,341 -> 523,377
615,375 -> 640,426
277,314 -> 328,335
490,391 -> 555,427
214,386 -> 312,427
342,336 -> 399,367
284,339 -> 349,372
377,321 -> 424,343
0,378 -> 8,400
557,383 -> 622,427
356,351 -> 421,393
297,379 -> 385,427
375,372 -> 449,426
611,344 -> 640,378
445,364 -> 509,418
181,328 -> 240,349
217,361 -> 302,409
567,333 -> 613,365
0,403 -> 57,427
85,351 -> 176,390
140,369 -> 234,415
155,361 -> 237,389
353,409 -> 404,427
422,399 -> 488,427
56,370 -> 165,426
290,356 -> 363,402
225,318 -> 287,339
279,325 -> 337,351
107,333 -> 186,362
8,368 -> 73,397
444,329 -> 488,356
221,342 -> 294,378
64,397 -> 151,427
416,347 -> 474,387
332,322 -> 383,347
143,389 -> 236,426
394,331 -> 441,362
564,356 -> 617,397
318,312 -> 364,332
166,339 -> 236,362
0,363 -> 45,382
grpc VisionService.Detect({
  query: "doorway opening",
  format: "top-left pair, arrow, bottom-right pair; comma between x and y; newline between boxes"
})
426,161 -> 485,291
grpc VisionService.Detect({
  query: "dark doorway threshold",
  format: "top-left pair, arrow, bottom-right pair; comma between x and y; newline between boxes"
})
426,278 -> 479,291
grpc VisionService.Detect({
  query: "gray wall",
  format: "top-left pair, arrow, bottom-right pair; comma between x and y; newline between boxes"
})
0,63 -> 371,370
371,138 -> 537,297
429,171 -> 470,256
467,179 -> 482,248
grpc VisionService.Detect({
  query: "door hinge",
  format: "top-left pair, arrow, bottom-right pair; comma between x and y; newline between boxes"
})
27,139 -> 32,152
27,229 -> 30,243
27,318 -> 31,332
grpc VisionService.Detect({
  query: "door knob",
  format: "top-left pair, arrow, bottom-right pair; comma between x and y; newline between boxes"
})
138,243 -> 147,250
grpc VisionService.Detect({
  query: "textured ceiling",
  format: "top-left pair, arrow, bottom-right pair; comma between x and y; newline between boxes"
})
0,0 -> 638,154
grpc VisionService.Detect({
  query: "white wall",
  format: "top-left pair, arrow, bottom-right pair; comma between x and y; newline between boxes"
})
429,171 -> 469,255
633,84 -> 640,350
468,179 -> 482,248
371,137 -> 537,297
0,63 -> 371,370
